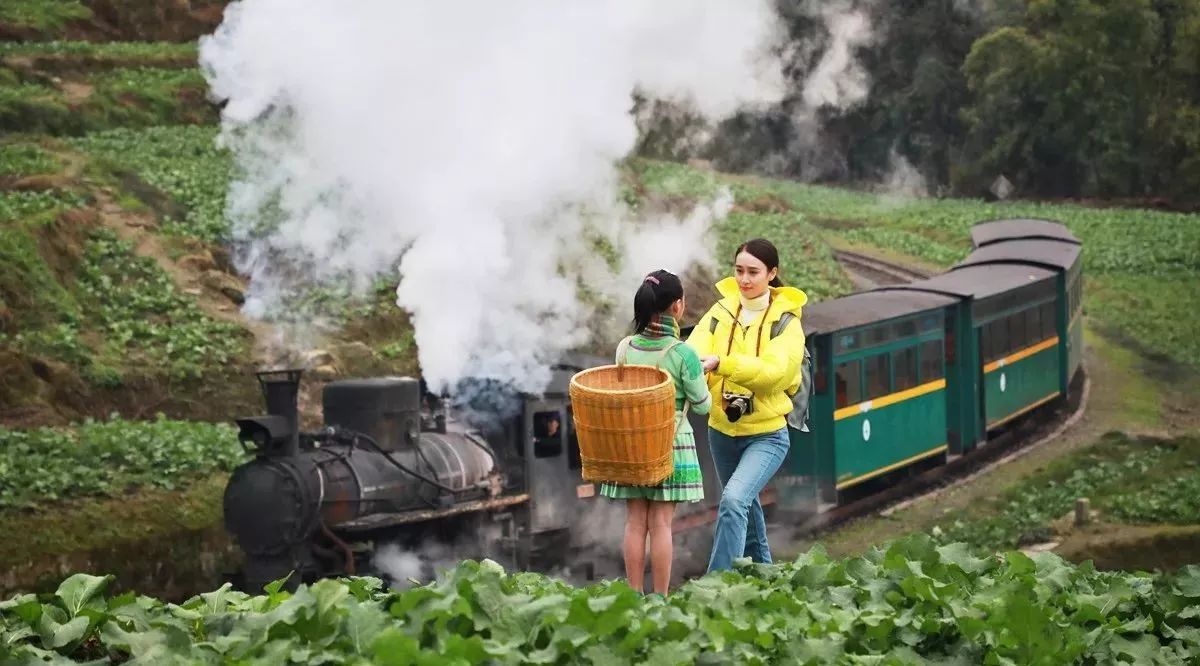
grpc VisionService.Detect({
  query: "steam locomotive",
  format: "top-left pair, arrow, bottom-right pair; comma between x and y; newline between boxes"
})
223,217 -> 1085,592
223,361 -> 643,592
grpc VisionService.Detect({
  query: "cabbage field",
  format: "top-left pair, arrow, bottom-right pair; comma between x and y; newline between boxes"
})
3,535 -> 1198,665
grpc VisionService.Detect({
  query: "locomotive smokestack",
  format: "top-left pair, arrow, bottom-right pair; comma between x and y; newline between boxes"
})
255,369 -> 302,457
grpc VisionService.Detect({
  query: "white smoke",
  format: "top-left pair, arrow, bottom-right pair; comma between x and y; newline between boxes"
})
878,147 -> 929,200
798,2 -> 873,113
199,0 -> 790,396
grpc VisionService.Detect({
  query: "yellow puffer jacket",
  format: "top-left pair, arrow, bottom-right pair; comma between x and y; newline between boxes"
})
686,277 -> 808,437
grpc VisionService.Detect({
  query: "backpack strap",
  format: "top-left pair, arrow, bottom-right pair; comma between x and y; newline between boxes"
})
771,311 -> 796,339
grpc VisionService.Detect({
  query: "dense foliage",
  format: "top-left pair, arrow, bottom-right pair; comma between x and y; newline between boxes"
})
0,416 -> 241,509
957,0 -> 1200,201
0,189 -> 80,224
0,40 -> 196,60
637,0 -> 1200,205
0,67 -> 214,136
0,143 -> 61,179
2,535 -> 1198,664
0,0 -> 89,33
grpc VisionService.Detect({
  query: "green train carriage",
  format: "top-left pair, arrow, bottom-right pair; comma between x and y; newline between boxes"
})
892,262 -> 1062,441
965,219 -> 1084,393
780,219 -> 1083,509
784,291 -> 960,505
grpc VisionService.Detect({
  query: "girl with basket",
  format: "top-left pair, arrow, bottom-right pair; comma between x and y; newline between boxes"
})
599,269 -> 712,595
686,239 -> 808,573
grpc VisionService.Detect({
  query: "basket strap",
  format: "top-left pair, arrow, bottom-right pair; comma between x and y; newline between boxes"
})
615,336 -> 633,365
615,336 -> 632,382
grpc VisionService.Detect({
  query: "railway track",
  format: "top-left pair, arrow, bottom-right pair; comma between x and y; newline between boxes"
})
834,249 -> 932,287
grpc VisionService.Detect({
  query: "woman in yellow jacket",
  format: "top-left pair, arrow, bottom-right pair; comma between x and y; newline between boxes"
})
687,238 -> 807,572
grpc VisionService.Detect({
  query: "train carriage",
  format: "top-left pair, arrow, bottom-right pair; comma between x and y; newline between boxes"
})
964,218 -> 1084,389
788,291 -> 959,504
784,218 -> 1084,507
901,263 -> 1063,438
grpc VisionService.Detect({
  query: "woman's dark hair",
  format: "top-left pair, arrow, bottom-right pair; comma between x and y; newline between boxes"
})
734,238 -> 783,287
632,269 -> 684,333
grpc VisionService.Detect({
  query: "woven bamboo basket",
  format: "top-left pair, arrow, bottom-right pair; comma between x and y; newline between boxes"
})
569,362 -> 677,486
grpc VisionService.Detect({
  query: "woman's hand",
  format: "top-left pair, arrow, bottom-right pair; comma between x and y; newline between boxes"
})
701,355 -> 720,373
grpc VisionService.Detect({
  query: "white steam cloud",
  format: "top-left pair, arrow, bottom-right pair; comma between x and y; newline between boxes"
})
798,2 -> 873,112
199,1 -> 789,396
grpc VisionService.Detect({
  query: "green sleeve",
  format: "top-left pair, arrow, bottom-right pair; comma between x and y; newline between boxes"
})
671,344 -> 712,415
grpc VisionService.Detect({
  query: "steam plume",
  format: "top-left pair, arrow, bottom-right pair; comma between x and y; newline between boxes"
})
199,1 -> 790,397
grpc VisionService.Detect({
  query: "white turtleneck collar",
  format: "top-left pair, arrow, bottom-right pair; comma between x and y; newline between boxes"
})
738,290 -> 770,325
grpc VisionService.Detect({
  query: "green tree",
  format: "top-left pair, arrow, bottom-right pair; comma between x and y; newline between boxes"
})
959,0 -> 1167,199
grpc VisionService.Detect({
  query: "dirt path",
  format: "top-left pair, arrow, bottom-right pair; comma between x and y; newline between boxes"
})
59,81 -> 94,105
91,192 -> 279,354
41,144 -> 283,366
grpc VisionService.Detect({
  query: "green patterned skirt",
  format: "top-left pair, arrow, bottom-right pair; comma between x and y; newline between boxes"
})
599,429 -> 704,503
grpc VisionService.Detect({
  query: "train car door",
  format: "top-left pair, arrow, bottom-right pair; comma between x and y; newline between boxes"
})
523,399 -> 580,532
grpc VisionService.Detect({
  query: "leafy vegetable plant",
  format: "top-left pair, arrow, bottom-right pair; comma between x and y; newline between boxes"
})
2,535 -> 1199,664
0,416 -> 242,509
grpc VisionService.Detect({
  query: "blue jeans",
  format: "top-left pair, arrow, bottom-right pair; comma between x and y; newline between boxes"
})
706,426 -> 790,573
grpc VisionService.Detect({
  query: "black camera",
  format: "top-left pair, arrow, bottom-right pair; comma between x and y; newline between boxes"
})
723,393 -> 754,422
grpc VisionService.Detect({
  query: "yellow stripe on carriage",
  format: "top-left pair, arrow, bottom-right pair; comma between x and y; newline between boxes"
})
986,391 -> 1060,429
834,378 -> 946,422
983,336 -> 1059,374
835,444 -> 949,490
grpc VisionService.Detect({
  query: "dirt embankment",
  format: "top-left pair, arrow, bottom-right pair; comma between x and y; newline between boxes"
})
0,0 -> 227,43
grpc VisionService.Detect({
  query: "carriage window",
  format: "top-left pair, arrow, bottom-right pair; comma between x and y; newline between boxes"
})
920,339 -> 944,381
835,360 -> 863,408
991,319 -> 1010,360
532,411 -> 563,458
893,347 -> 917,391
1027,306 -> 1042,344
836,333 -> 860,353
1009,311 -> 1027,350
981,320 -> 1000,363
919,314 -> 941,333
1040,302 -> 1057,339
864,353 -> 891,400
896,319 -> 917,338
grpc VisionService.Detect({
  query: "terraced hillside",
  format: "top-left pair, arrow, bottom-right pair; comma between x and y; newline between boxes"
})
3,0 -> 1199,603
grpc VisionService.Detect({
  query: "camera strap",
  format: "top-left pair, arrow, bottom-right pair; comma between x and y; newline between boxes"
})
719,294 -> 774,399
